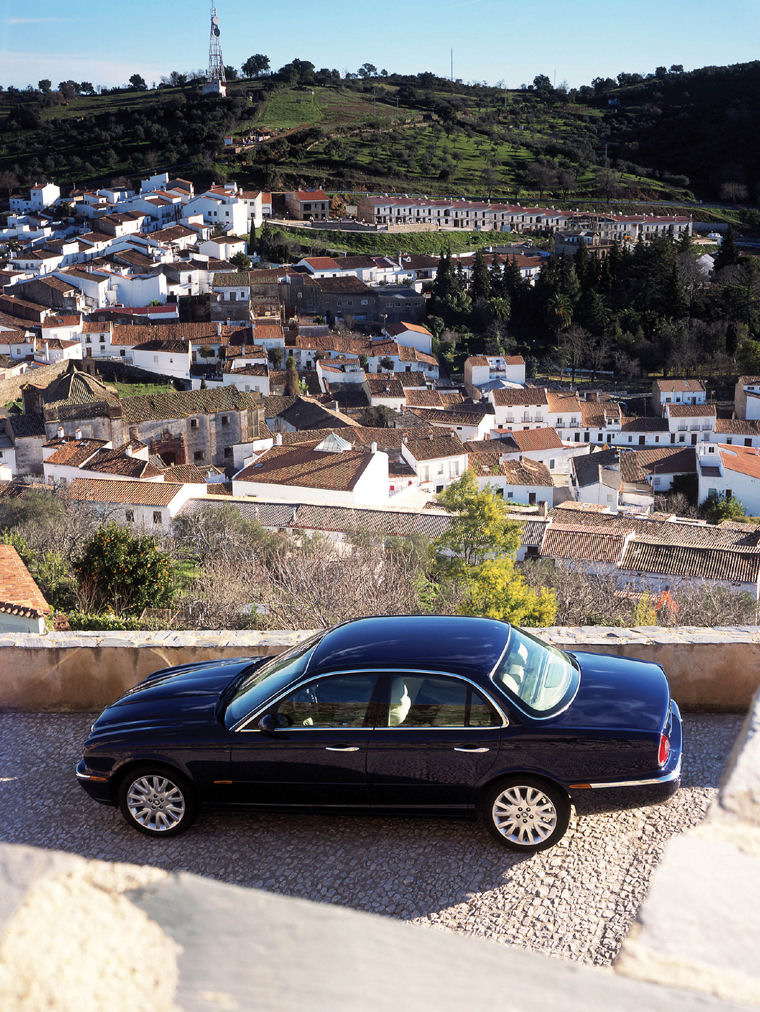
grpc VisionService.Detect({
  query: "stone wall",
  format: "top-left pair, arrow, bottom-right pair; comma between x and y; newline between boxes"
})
1,625 -> 759,712
0,360 -> 68,406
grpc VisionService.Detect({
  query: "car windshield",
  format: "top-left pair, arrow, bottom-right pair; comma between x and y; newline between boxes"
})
224,632 -> 323,728
492,626 -> 579,717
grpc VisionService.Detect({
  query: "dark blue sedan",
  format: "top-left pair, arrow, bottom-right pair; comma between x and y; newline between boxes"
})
76,616 -> 682,852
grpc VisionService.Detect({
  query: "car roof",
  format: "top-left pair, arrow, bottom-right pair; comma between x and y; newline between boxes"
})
309,615 -> 510,679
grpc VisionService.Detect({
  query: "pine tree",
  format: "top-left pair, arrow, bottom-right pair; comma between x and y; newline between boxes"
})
714,225 -> 741,271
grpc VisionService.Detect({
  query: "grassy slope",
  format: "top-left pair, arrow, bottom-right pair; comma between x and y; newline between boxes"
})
263,224 -> 538,256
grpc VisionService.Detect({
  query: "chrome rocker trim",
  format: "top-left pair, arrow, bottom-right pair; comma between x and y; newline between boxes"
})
583,752 -> 682,789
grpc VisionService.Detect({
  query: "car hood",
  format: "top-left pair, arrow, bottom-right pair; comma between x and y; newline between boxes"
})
555,651 -> 670,731
90,657 -> 266,735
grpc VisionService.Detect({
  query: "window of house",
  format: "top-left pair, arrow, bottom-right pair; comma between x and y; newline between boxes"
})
549,459 -> 555,469
726,438 -> 733,444
191,418 -> 198,428
120,350 -> 126,357
726,489 -> 733,499
224,447 -> 232,458
153,511 -> 162,524
746,439 -> 752,447
194,451 -> 203,462
222,416 -> 229,426
125,509 -> 134,522
506,490 -> 514,498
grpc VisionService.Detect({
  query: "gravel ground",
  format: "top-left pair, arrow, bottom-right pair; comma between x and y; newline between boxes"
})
0,711 -> 743,965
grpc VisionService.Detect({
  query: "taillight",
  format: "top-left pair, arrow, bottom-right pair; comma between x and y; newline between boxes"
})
658,733 -> 670,766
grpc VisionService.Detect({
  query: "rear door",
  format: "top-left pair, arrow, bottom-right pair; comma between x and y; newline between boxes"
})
366,672 -> 503,810
228,672 -> 379,806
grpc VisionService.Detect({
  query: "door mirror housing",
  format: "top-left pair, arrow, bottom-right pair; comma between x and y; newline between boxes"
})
259,713 -> 276,734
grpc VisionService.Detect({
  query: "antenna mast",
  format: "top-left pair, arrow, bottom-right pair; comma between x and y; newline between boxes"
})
204,3 -> 227,96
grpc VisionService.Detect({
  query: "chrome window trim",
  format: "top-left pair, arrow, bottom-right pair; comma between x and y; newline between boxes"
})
234,668 -> 509,733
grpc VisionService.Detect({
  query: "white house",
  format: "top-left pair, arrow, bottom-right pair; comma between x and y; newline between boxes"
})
464,354 -> 526,395
382,322 -> 434,355
474,456 -> 554,507
652,378 -> 706,414
232,434 -> 389,507
697,442 -> 760,515
132,339 -> 191,380
489,386 -> 548,429
664,402 -> 717,445
65,477 -> 202,532
9,182 -> 60,215
400,435 -> 468,494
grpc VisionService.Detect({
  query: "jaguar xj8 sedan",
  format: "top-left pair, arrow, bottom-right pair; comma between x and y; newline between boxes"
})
76,615 -> 682,852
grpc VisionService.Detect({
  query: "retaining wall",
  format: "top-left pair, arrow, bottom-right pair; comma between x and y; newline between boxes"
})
1,625 -> 759,711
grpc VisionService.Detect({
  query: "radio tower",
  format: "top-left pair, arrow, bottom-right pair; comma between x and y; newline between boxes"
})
203,3 -> 227,96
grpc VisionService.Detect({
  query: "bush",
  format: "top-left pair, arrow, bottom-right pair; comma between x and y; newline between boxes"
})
66,612 -> 162,631
74,524 -> 176,615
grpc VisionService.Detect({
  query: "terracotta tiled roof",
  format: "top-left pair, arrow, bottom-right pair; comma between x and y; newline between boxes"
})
0,544 -> 50,619
718,444 -> 760,481
121,386 -> 264,425
654,379 -> 706,393
546,392 -> 581,414
503,427 -> 563,451
541,526 -> 629,563
384,321 -> 433,337
403,434 -> 466,461
466,356 -> 489,368
85,445 -> 163,479
619,447 -> 696,482
65,478 -> 184,505
235,442 -> 376,492
44,438 -> 108,466
619,415 -> 668,432
715,418 -> 760,436
408,406 -> 489,427
619,540 -> 760,584
366,377 -> 405,398
491,386 -> 548,407
405,389 -> 446,408
666,403 -> 716,417
500,457 -> 553,486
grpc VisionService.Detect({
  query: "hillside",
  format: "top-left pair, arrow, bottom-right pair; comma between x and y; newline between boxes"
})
0,62 -> 758,212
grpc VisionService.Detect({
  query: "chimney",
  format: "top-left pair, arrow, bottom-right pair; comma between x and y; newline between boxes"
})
57,425 -> 65,439
75,427 -> 82,441
539,501 -> 548,517
125,443 -> 133,457
275,432 -> 282,446
371,441 -> 378,454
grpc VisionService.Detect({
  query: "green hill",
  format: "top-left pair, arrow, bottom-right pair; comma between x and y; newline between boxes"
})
0,62 -> 758,214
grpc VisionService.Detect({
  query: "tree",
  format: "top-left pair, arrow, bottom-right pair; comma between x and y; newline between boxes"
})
433,471 -> 557,625
248,219 -> 256,254
379,356 -> 395,371
74,524 -> 176,615
700,491 -> 746,524
268,346 -> 283,369
38,79 -> 52,94
358,63 -> 377,79
229,251 -> 251,270
225,65 -> 239,81
58,80 -> 78,100
358,405 -> 396,427
460,557 -> 557,626
714,226 -> 741,271
79,81 -> 95,95
242,54 -> 270,78
434,470 -> 520,569
129,74 -> 147,91
285,354 -> 299,395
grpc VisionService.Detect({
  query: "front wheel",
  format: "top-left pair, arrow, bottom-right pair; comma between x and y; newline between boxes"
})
482,776 -> 570,852
118,766 -> 196,838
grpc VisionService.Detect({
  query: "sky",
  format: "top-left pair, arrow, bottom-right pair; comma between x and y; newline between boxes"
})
1,0 -> 759,90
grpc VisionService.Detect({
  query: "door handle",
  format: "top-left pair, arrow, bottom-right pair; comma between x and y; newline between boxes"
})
325,745 -> 360,752
453,746 -> 490,753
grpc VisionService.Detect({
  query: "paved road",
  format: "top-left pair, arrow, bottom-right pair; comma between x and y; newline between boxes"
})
0,711 -> 743,965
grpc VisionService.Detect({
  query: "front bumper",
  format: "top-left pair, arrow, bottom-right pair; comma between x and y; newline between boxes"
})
75,759 -> 114,804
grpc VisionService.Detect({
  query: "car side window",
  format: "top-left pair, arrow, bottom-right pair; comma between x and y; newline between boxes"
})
276,674 -> 377,729
387,674 -> 499,728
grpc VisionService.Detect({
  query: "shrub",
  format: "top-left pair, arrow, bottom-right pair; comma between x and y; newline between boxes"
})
74,524 -> 176,615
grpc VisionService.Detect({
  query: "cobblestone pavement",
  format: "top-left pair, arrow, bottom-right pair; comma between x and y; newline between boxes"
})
0,711 -> 744,965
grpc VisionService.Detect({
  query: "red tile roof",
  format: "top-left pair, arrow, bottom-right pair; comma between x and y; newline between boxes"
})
0,544 -> 50,619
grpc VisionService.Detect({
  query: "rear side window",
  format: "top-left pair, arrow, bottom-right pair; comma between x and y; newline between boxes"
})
386,674 -> 499,728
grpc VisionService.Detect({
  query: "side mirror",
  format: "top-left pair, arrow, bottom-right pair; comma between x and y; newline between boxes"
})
259,713 -> 276,734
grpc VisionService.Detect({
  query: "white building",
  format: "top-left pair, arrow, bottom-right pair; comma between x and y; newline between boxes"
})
65,477 -> 202,532
382,322 -> 434,356
652,378 -> 706,414
400,435 -> 468,494
489,386 -> 548,429
9,182 -> 61,215
233,434 -> 389,507
697,442 -> 760,515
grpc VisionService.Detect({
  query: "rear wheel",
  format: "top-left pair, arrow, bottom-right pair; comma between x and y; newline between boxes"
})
482,776 -> 570,852
118,765 -> 196,838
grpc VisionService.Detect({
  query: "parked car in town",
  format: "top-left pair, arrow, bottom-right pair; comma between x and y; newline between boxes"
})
76,615 -> 682,852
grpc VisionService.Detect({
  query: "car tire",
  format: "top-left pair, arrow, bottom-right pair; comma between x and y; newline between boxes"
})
482,776 -> 570,852
117,765 -> 196,838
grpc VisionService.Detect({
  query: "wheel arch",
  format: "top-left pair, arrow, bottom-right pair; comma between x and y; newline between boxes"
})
479,769 -> 572,806
110,757 -> 193,803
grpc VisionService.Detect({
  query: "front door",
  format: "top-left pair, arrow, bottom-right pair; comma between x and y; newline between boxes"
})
366,672 -> 503,810
228,672 -> 378,807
